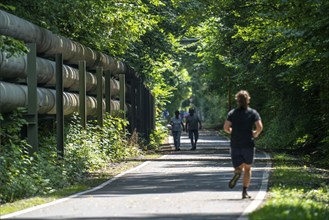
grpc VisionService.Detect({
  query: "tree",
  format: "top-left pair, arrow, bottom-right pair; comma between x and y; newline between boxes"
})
185,0 -> 329,167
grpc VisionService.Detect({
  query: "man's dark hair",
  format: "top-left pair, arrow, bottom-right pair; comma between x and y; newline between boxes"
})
235,90 -> 250,109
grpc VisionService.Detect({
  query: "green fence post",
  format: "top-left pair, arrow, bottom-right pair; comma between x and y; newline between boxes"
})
96,66 -> 103,127
119,73 -> 126,119
150,94 -> 155,130
105,70 -> 111,113
145,88 -> 151,141
142,84 -> 148,140
26,43 -> 38,153
136,77 -> 143,134
55,54 -> 64,158
129,70 -> 137,132
79,61 -> 86,128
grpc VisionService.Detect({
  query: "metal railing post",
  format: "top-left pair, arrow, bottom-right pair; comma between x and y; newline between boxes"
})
141,85 -> 148,139
105,70 -> 111,113
136,78 -> 143,134
145,88 -> 151,141
55,53 -> 64,157
119,73 -> 126,119
26,43 -> 38,153
79,61 -> 87,128
150,94 -> 155,130
129,71 -> 137,132
96,66 -> 103,127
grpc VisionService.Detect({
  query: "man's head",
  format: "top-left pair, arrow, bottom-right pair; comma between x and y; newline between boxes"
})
235,90 -> 250,109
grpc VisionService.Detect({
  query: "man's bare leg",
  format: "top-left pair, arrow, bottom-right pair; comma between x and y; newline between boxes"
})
229,165 -> 242,188
242,164 -> 252,199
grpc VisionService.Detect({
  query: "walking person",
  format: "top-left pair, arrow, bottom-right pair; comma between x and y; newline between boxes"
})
185,108 -> 202,150
223,90 -> 263,199
170,110 -> 184,151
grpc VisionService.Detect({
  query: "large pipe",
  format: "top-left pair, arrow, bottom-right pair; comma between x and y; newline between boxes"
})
0,52 -> 120,97
0,9 -> 126,74
0,81 -> 121,116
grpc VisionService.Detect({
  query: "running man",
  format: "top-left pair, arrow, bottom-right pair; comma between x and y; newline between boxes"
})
223,90 -> 263,199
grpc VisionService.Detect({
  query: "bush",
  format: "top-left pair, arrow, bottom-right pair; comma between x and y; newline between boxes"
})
147,121 -> 168,150
64,113 -> 141,173
0,111 -> 142,204
0,109 -> 34,203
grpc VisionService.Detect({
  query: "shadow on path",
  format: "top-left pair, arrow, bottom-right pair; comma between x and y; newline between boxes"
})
1,130 -> 271,220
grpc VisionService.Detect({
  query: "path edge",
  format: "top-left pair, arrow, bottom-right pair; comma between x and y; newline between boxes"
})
0,159 -> 158,219
238,152 -> 272,220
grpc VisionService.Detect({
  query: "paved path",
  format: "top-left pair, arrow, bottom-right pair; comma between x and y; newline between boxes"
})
1,130 -> 271,220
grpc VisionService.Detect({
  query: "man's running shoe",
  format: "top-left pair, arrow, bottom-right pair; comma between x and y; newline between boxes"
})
242,191 -> 251,199
228,172 -> 241,189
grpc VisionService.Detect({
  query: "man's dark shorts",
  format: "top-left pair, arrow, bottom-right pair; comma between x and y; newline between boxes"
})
230,147 -> 255,167
189,129 -> 199,140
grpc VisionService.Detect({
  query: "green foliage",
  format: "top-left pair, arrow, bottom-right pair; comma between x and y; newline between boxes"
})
1,0 -> 196,145
199,94 -> 227,127
122,0 -> 194,118
0,1 -> 193,204
0,109 -> 33,203
1,0 -> 158,56
147,121 -> 168,150
250,188 -> 329,220
0,112 -> 141,204
184,0 -> 329,167
0,36 -> 28,56
64,113 -> 140,173
2,0 -> 328,169
249,157 -> 329,220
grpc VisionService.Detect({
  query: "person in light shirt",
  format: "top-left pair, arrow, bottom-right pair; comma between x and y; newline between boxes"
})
170,110 -> 185,151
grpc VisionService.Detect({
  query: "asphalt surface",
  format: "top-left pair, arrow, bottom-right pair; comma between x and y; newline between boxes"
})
1,130 -> 271,220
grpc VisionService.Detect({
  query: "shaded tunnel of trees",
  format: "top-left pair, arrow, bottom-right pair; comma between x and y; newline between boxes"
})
0,0 -> 329,204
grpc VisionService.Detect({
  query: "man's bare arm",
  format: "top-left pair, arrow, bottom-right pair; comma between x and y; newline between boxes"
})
223,120 -> 232,134
253,120 -> 263,138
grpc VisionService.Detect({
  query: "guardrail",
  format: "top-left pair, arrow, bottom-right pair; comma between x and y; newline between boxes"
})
0,9 -> 155,156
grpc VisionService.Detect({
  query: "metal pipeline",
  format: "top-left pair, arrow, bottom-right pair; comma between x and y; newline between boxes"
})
0,52 -> 120,97
0,81 -> 121,116
0,9 -> 126,74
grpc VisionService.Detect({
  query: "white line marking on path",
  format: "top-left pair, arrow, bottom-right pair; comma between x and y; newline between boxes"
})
0,159 -> 158,219
238,152 -> 272,220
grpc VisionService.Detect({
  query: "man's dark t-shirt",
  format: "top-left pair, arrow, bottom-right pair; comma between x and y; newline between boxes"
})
227,107 -> 261,148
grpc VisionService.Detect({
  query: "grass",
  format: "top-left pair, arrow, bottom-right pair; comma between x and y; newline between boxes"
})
0,185 -> 88,215
0,153 -> 161,216
249,153 -> 329,220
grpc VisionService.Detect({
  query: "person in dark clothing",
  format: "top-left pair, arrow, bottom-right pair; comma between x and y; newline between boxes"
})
223,90 -> 263,199
185,108 -> 202,150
